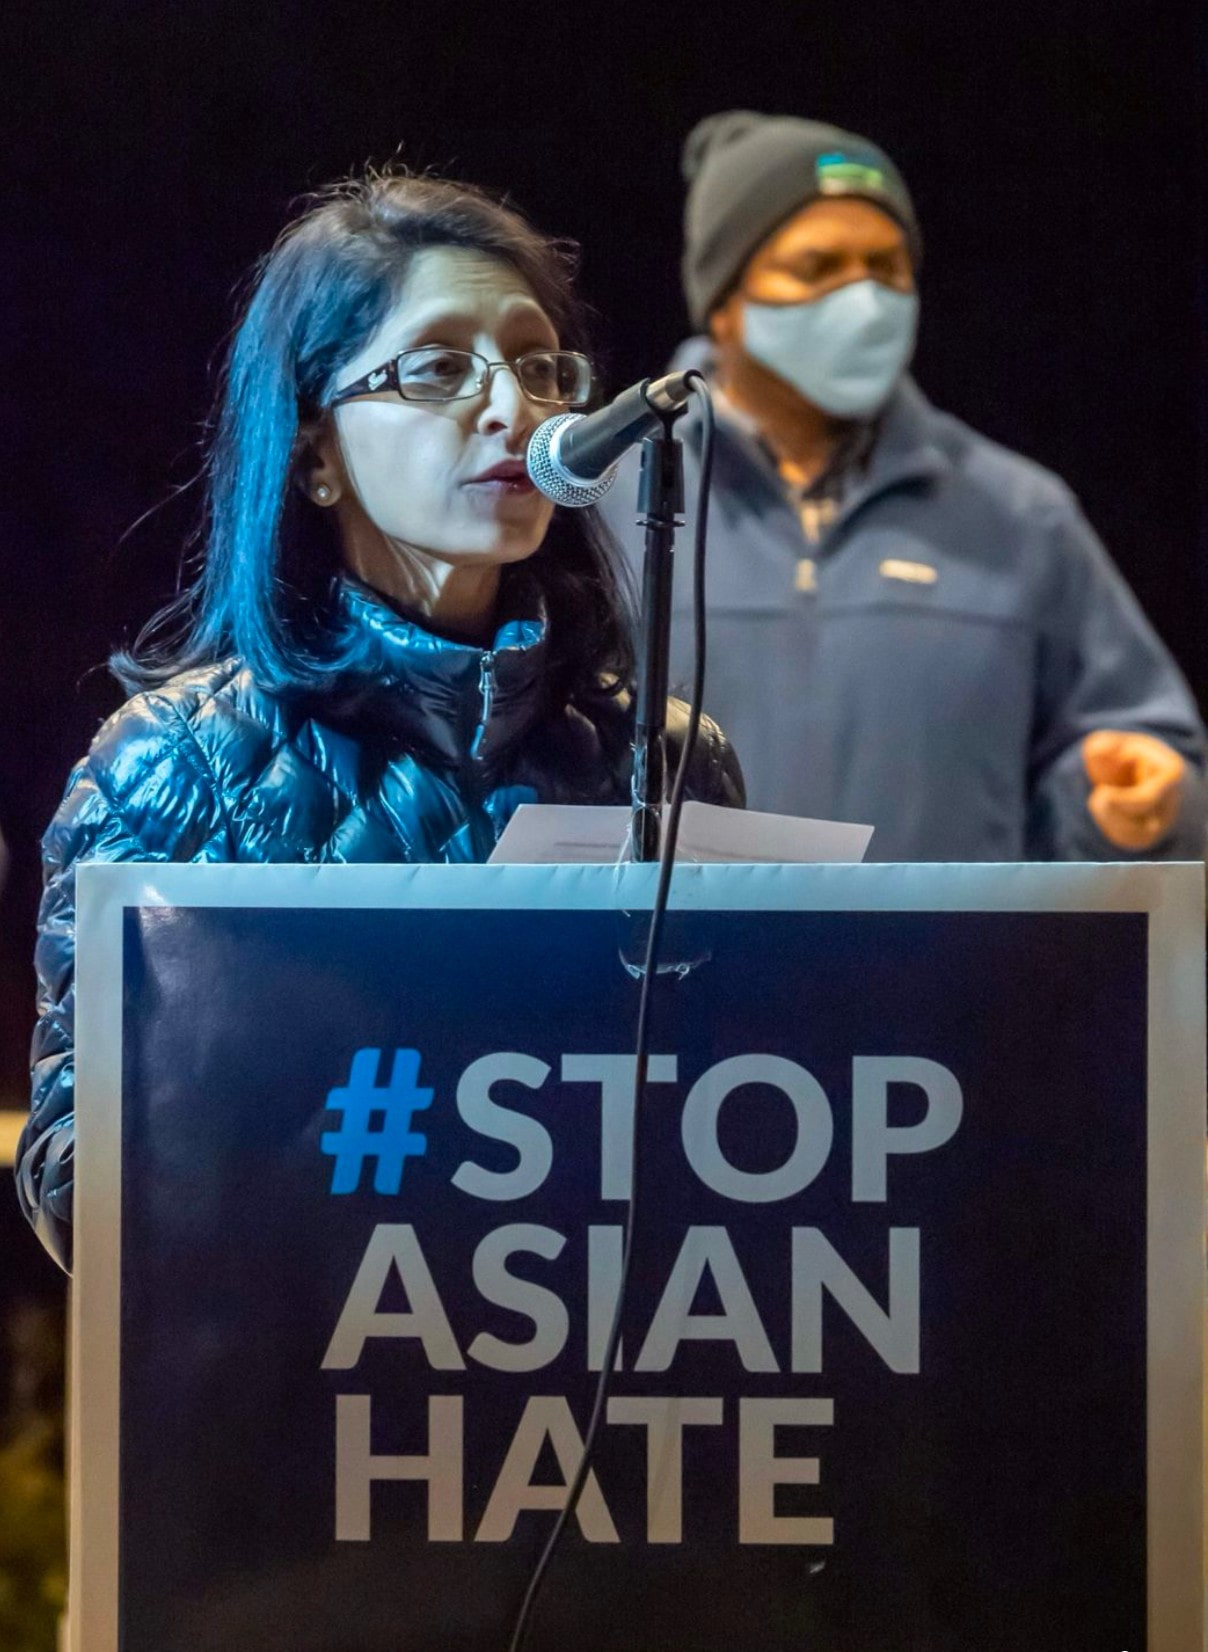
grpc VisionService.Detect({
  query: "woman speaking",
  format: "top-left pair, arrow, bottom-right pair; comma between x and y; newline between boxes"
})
17,169 -> 743,1270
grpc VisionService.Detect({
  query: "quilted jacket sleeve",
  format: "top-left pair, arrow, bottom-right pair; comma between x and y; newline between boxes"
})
16,691 -> 230,1273
667,698 -> 746,811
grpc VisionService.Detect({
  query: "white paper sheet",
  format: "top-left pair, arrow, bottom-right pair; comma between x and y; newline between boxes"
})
487,801 -> 873,864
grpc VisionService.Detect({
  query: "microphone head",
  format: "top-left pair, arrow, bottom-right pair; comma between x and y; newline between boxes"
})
526,414 -> 618,509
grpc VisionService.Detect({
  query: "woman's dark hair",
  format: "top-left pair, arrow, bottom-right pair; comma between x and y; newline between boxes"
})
114,168 -> 634,702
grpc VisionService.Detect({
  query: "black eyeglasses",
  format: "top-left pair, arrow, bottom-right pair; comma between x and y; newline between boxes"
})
330,347 -> 594,408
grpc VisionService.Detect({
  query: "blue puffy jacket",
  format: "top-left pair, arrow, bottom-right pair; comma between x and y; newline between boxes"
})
17,580 -> 743,1270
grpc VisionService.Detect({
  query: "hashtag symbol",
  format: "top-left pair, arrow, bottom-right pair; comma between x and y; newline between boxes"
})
320,1048 -> 434,1195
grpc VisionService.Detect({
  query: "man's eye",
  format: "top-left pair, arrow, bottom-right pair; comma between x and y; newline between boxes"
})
788,258 -> 830,283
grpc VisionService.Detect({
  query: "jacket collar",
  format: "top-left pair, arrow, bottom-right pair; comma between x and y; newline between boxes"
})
836,376 -> 950,525
670,336 -> 951,520
332,577 -> 551,771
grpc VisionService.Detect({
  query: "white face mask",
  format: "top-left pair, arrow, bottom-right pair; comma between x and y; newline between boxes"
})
741,280 -> 920,419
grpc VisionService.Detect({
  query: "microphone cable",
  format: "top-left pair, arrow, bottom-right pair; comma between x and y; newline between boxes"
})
506,370 -> 715,1652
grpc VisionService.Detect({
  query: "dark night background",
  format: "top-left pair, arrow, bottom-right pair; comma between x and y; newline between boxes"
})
0,0 -> 1204,1326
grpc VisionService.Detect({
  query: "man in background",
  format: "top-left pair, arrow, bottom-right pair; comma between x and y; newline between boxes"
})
600,111 -> 1207,860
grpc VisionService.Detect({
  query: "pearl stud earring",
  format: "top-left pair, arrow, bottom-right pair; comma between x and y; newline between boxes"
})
315,484 -> 331,503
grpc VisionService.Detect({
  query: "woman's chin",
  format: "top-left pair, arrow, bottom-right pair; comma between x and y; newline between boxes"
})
486,532 -> 546,567
426,530 -> 545,570
462,508 -> 553,565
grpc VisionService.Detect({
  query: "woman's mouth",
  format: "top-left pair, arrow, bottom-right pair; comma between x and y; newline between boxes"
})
464,459 -> 536,497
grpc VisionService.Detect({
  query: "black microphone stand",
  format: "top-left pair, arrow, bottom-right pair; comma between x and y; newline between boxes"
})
630,401 -> 688,862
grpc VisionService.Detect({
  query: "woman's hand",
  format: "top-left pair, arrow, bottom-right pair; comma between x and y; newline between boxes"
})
1082,729 -> 1185,851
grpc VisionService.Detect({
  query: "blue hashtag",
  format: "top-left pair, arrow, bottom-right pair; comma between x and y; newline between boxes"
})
320,1048 -> 434,1195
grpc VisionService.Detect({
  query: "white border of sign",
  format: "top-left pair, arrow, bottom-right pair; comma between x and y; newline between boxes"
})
72,860 -> 1206,1651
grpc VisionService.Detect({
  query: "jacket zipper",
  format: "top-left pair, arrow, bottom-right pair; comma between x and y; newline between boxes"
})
462,651 -> 498,859
470,650 -> 495,762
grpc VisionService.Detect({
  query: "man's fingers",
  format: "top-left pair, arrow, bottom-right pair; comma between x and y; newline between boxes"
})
1096,770 -> 1183,818
1087,787 -> 1172,850
1083,733 -> 1187,847
1082,730 -> 1131,784
1083,729 -> 1186,789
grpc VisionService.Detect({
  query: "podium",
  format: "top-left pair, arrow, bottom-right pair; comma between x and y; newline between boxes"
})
70,860 -> 1205,1651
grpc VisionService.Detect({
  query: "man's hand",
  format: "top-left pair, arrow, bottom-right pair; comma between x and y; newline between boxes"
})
1082,729 -> 1185,850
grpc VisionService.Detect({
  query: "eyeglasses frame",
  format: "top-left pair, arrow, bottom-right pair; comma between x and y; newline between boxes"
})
329,347 -> 594,409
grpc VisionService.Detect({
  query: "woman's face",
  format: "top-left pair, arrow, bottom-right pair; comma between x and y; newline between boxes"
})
322,247 -> 560,570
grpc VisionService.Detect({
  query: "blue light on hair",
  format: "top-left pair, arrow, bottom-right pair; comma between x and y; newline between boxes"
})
114,170 -> 633,706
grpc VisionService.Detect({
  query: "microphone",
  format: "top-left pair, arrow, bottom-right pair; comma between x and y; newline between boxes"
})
525,371 -> 696,507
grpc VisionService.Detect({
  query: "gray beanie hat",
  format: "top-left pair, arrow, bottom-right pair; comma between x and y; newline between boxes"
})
682,111 -> 921,328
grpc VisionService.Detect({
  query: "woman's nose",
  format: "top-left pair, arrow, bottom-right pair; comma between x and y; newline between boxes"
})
476,363 -> 537,438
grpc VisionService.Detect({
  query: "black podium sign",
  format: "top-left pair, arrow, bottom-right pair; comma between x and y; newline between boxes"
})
72,862 -> 1204,1651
